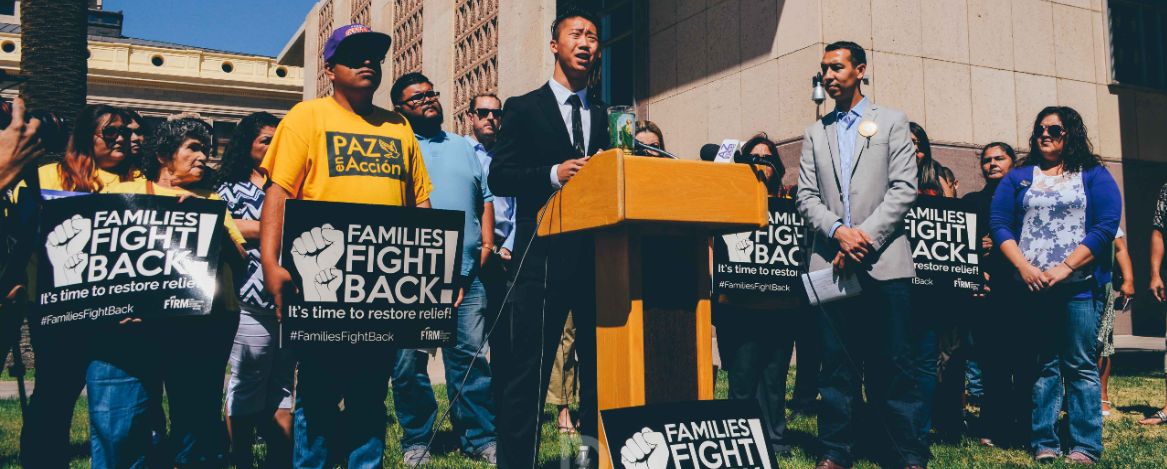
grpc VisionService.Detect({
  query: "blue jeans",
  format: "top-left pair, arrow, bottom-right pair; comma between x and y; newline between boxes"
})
294,351 -> 394,469
88,358 -> 153,469
1031,287 -> 1103,460
88,315 -> 235,469
392,277 -> 497,453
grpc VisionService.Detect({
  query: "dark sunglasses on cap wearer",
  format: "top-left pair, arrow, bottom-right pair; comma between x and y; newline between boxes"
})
331,54 -> 385,69
100,125 -> 131,143
401,90 -> 440,106
1035,124 -> 1065,139
473,108 -> 502,119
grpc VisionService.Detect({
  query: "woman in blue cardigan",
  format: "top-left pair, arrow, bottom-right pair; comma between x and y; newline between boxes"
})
989,106 -> 1120,465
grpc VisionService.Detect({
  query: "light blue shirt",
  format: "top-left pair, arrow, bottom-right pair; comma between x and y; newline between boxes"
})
467,135 -> 516,252
416,130 -> 494,278
829,97 -> 868,238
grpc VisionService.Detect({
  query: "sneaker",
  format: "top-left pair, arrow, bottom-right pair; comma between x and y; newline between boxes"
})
1034,449 -> 1059,464
402,446 -> 433,467
1066,452 -> 1096,465
474,442 -> 498,465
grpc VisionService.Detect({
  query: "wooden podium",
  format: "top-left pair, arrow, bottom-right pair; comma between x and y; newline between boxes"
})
537,149 -> 768,468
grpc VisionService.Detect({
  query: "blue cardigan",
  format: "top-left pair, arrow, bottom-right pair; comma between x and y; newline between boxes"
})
989,164 -> 1121,274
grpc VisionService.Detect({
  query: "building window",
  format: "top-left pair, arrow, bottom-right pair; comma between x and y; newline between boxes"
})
276,66 -> 288,78
221,62 -> 233,73
393,0 -> 424,79
1110,0 -> 1167,91
558,0 -> 637,106
453,0 -> 499,135
1,41 -> 14,54
151,55 -> 164,66
0,0 -> 14,16
351,0 -> 372,26
316,0 -> 335,97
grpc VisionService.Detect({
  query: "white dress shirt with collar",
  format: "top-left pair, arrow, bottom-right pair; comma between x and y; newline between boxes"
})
546,78 -> 590,189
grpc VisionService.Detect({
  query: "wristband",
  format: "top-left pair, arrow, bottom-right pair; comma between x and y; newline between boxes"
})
1062,261 -> 1074,271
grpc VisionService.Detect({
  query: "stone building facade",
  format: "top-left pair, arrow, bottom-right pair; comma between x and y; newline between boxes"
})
284,0 -> 1167,336
0,1 -> 304,155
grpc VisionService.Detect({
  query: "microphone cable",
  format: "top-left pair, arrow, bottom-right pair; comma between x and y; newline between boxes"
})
412,184 -> 565,468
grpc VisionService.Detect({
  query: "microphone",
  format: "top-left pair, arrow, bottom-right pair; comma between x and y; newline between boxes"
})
699,143 -> 720,162
634,139 -> 678,159
700,139 -> 741,163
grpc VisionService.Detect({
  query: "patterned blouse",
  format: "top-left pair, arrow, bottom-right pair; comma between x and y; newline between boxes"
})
216,179 -> 274,312
1019,167 -> 1090,283
1153,182 -> 1167,232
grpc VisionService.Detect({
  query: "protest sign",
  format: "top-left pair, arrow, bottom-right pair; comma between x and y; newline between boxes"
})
601,399 -> 774,469
904,196 -> 982,291
35,194 -> 226,326
712,197 -> 806,300
280,200 -> 463,348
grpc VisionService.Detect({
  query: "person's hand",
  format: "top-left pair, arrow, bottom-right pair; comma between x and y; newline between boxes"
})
0,97 -> 43,190
499,247 -> 512,262
1151,275 -> 1165,303
833,226 -> 872,263
981,235 -> 993,253
117,317 -> 142,326
454,287 -> 465,309
1040,263 -> 1074,288
832,250 -> 848,275
1120,279 -> 1136,299
1019,263 -> 1047,292
556,158 -> 588,184
263,263 -> 294,320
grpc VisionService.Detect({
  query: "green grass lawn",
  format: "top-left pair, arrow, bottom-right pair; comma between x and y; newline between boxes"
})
0,368 -> 1163,468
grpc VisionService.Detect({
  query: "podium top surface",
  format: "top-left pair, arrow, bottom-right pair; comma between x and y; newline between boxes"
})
537,149 -> 768,237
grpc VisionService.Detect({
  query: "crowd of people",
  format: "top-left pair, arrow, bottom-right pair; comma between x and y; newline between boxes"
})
0,7 -> 1163,469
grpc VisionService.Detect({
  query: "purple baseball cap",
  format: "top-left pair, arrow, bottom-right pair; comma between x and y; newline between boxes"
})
323,24 -> 391,62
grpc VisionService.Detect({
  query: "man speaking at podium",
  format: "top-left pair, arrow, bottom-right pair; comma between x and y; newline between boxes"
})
487,7 -> 608,469
795,41 -> 930,469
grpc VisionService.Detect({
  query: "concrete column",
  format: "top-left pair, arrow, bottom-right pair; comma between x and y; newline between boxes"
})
498,0 -> 555,100
421,0 -> 454,122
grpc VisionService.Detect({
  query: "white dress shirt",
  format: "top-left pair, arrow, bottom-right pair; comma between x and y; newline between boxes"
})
547,78 -> 590,189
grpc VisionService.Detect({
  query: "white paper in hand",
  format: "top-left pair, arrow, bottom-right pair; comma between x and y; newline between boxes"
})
801,268 -> 862,306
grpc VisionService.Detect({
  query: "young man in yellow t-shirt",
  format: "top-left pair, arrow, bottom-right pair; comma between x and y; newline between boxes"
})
258,24 -> 432,468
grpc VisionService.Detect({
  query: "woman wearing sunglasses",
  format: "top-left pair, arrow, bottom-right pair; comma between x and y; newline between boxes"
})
90,118 -> 246,468
17,104 -> 144,468
989,106 -> 1120,465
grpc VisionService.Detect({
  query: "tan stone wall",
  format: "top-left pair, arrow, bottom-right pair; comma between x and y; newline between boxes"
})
643,0 -> 1131,164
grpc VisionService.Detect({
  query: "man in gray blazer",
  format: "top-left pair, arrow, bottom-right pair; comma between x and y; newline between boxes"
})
795,41 -> 931,469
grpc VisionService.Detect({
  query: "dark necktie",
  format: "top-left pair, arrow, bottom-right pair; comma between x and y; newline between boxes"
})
567,94 -> 585,156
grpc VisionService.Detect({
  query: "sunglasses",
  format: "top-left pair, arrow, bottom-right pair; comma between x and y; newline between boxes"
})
402,90 -> 440,106
473,108 -> 502,119
99,125 -> 131,143
332,55 -> 385,69
1035,124 -> 1065,139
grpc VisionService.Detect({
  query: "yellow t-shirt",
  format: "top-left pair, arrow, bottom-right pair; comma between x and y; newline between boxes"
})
12,163 -> 142,203
261,97 -> 432,206
102,180 -> 247,312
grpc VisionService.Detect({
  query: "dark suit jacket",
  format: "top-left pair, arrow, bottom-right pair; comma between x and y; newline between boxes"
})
488,82 -> 609,282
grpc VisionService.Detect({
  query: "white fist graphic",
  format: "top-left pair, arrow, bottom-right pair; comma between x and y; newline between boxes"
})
45,215 -> 91,286
290,224 -> 345,302
721,231 -> 754,263
620,427 -> 669,469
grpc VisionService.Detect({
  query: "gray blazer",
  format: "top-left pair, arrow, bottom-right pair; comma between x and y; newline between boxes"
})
795,102 -> 918,281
